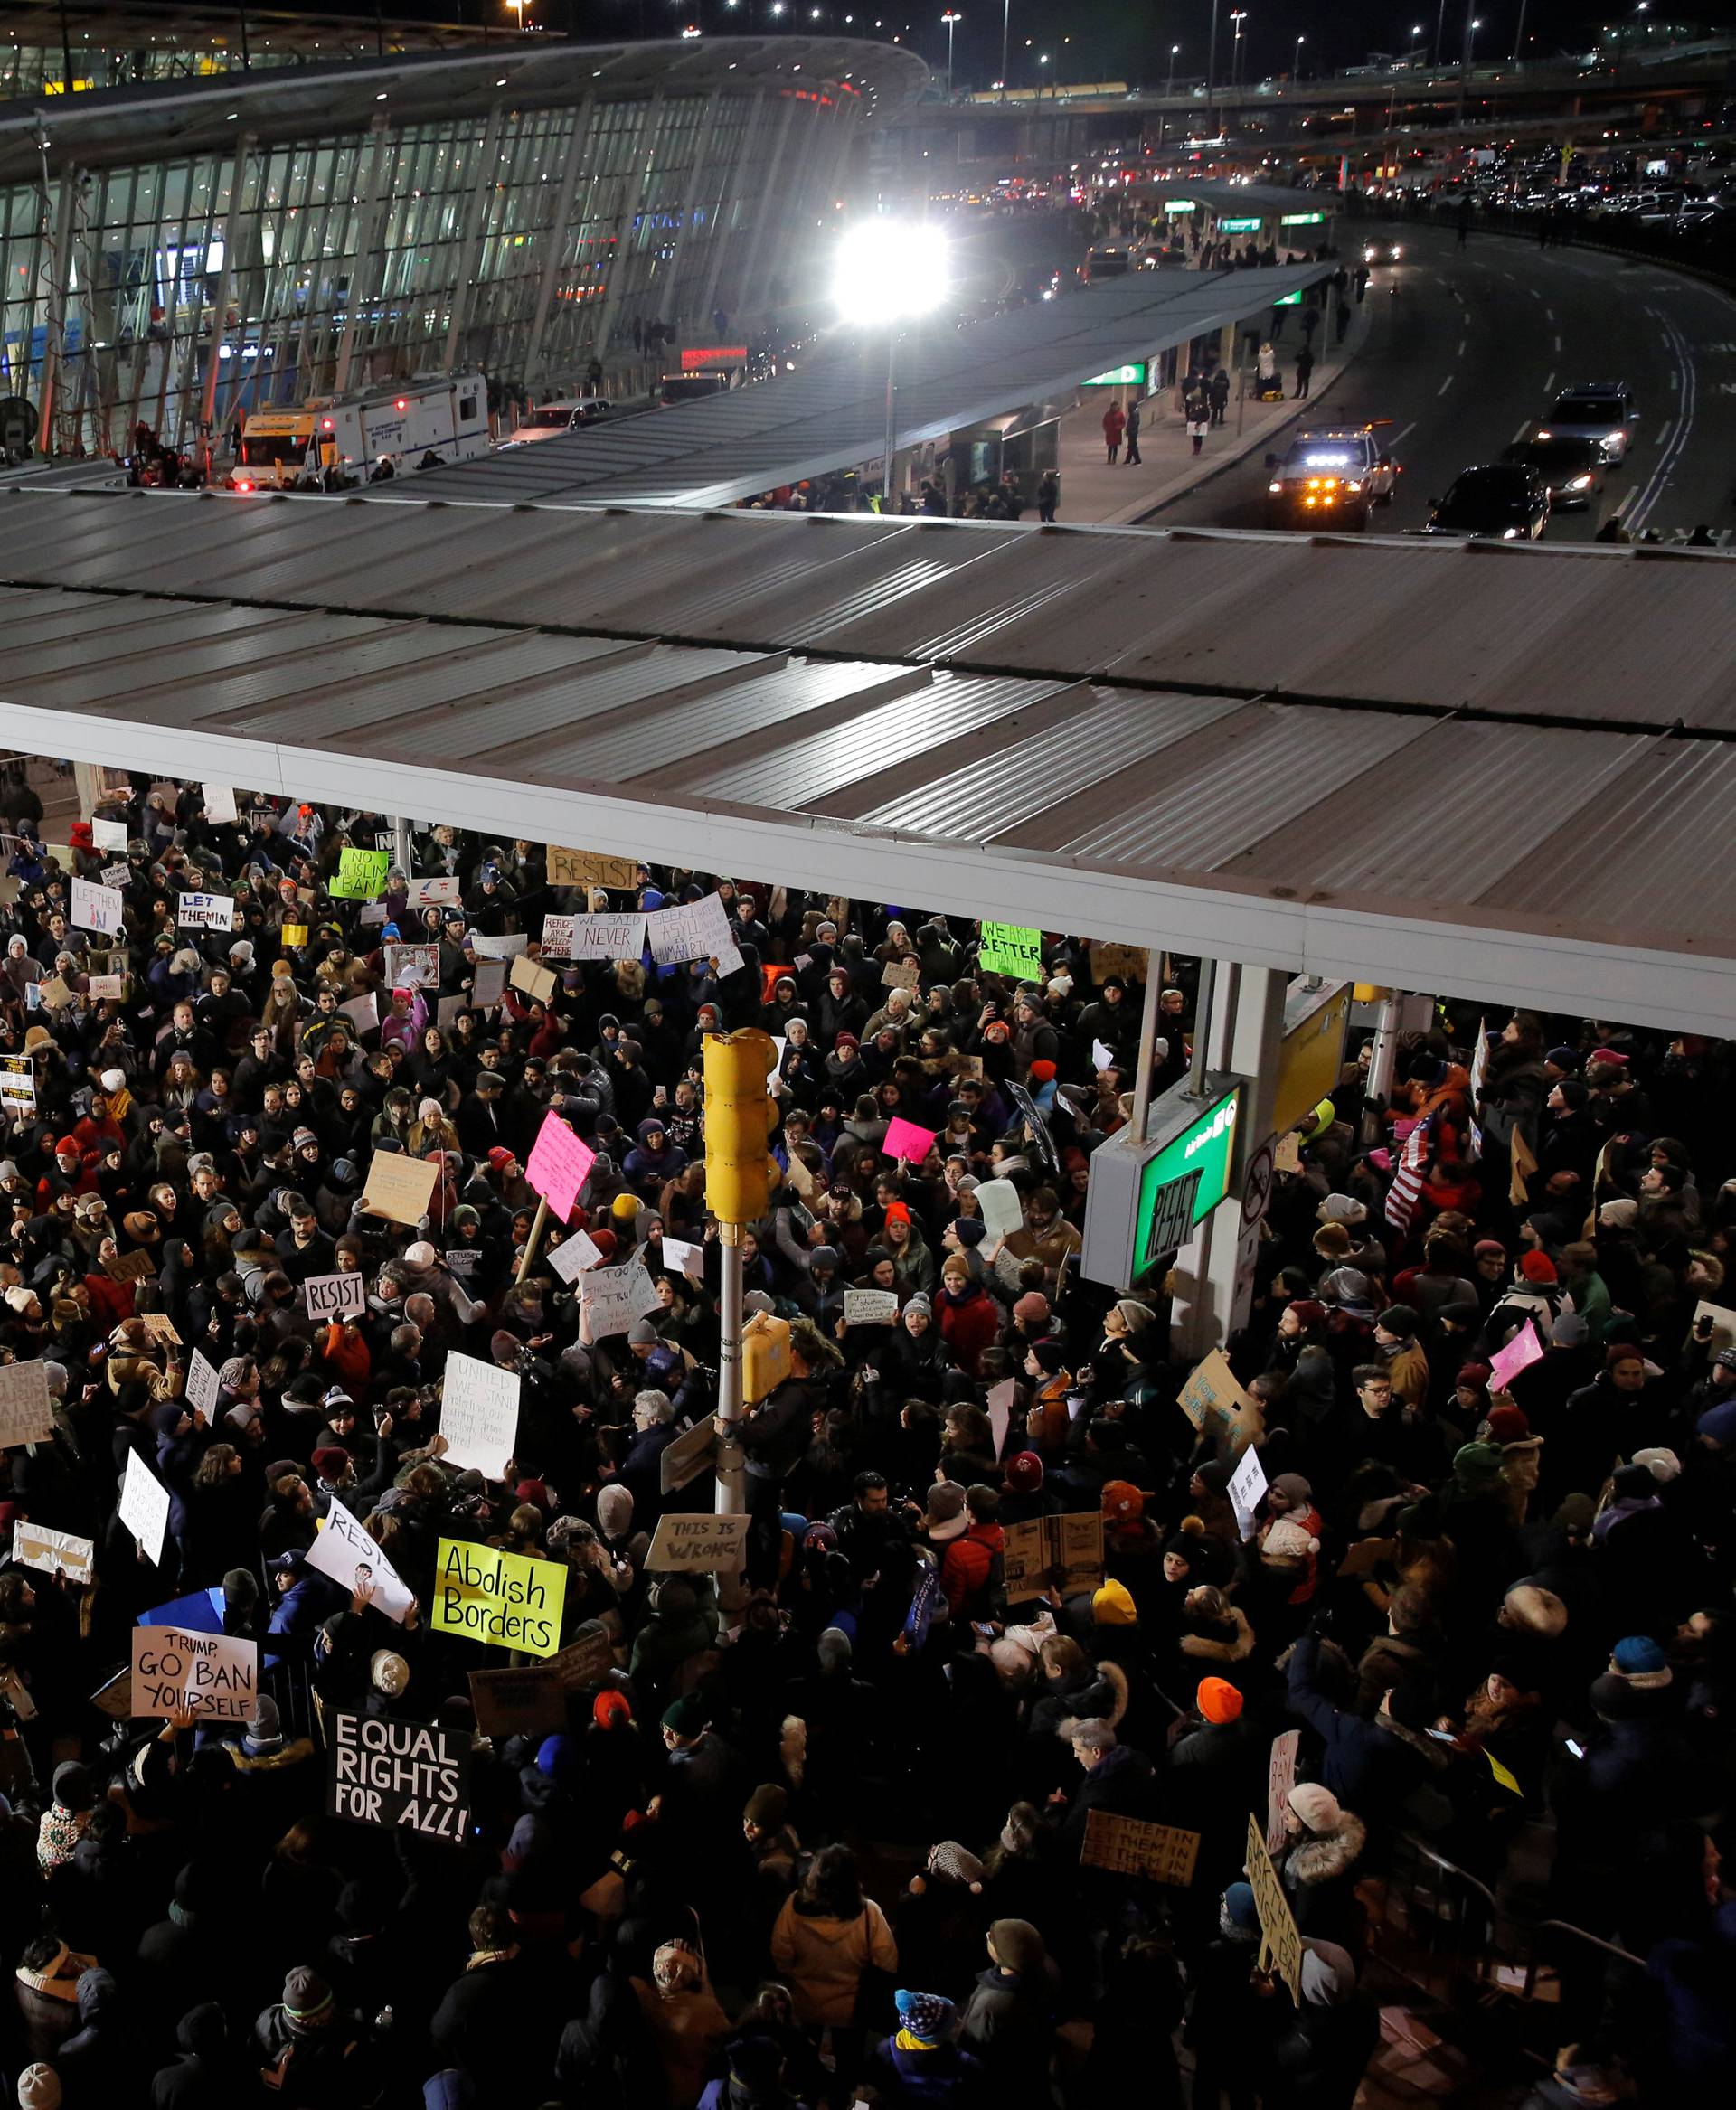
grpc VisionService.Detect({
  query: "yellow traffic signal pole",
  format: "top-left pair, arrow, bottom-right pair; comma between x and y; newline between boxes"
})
715,1220 -> 745,1516
703,1028 -> 777,1521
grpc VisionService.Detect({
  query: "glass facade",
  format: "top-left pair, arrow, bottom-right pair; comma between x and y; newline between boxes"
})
0,48 -> 867,457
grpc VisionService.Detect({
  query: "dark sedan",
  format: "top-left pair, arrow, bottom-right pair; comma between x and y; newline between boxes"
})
1421,465 -> 1551,541
1500,435 -> 1606,508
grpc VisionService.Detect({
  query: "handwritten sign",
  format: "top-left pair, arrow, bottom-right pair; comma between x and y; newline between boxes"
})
37,975 -> 73,1012
202,784 -> 238,824
580,1258 -> 662,1337
361,1151 -> 439,1228
660,1411 -> 719,1495
131,1624 -> 259,1720
439,1351 -> 521,1481
384,943 -> 439,991
1488,1318 -> 1543,1392
1089,941 -> 1147,984
1267,1729 -> 1301,1854
404,874 -> 461,908
89,974 -> 125,1002
646,1512 -> 750,1573
184,1349 -> 222,1419
305,1271 -> 366,1322
331,847 -> 391,900
1245,1815 -> 1304,2002
548,1227 -> 602,1283
549,846 -> 638,890
844,1288 -> 900,1326
468,934 -> 528,961
71,877 -> 124,937
1004,1512 -> 1103,1603
90,815 -> 130,852
327,1710 -> 471,1843
1693,1299 -> 1736,1352
525,1109 -> 596,1224
119,1448 -> 171,1566
11,1518 -> 93,1585
1081,1809 -> 1201,1886
509,953 -> 557,1004
882,1116 -> 937,1163
0,1360 -> 52,1448
99,861 -> 132,890
307,1495 -> 414,1623
881,957 -> 920,991
979,922 -> 1043,979
0,1054 -> 33,1114
646,891 -> 735,967
177,891 -> 235,932
472,959 -> 507,1008
1178,1349 -> 1263,1461
1228,1442 -> 1269,1540
975,1177 -> 1025,1240
541,911 -> 646,961
658,1235 -> 704,1282
433,1538 -> 566,1657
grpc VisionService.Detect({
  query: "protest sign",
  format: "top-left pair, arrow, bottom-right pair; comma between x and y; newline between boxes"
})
1694,1299 -> 1736,1352
384,943 -> 439,991
1091,1038 -> 1116,1073
1004,1513 -> 1103,1603
139,1311 -> 181,1347
1080,1810 -> 1201,1887
844,1288 -> 900,1327
432,1538 -> 565,1657
580,1258 -> 662,1336
0,1359 -> 52,1448
657,1236 -> 704,1283
548,846 -> 639,890
331,846 -> 391,899
362,1151 -> 439,1227
468,1663 -> 568,1740
646,1512 -> 750,1573
1089,941 -> 1147,984
1245,1815 -> 1305,2002
90,815 -> 130,852
881,957 -> 920,991
88,975 -> 125,1002
307,1495 -> 415,1623
548,1227 -> 602,1284
280,923 -> 309,949
131,1624 -> 259,1720
1228,1443 -> 1269,1540
1274,1130 -> 1304,1174
785,1150 -> 816,1198
1177,1350 -> 1263,1461
405,874 -> 461,908
882,1116 -> 937,1163
525,1109 -> 596,1224
202,784 -> 238,824
1509,1126 -> 1538,1208
1335,1536 -> 1396,1580
304,1271 -> 366,1323
974,1177 -> 1024,1241
439,1352 -> 521,1481
436,995 -> 466,1033
176,891 -> 236,932
541,910 -> 646,961
120,1447 -> 171,1565
184,1349 -> 222,1419
660,1412 -> 719,1495
0,1054 -> 35,1116
468,933 -> 528,960
978,922 -> 1043,979
71,877 -> 124,937
986,1377 -> 1015,1458
11,1518 -> 94,1586
327,1710 -> 471,1843
472,959 -> 507,1008
37,975 -> 73,1012
646,892 -> 735,967
99,861 -> 133,890
509,953 -> 557,1004
1267,1729 -> 1301,1854
360,902 -> 390,928
1489,1319 -> 1543,1393
339,994 -> 378,1040
1005,1081 -> 1058,1172
102,1247 -> 157,1285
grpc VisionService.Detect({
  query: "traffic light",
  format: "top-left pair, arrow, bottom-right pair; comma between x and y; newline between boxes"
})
703,1027 -> 776,1223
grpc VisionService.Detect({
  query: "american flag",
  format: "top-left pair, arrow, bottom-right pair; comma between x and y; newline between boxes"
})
1384,1111 -> 1434,1235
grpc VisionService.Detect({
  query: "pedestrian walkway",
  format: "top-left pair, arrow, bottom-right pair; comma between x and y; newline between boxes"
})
1047,283 -> 1379,528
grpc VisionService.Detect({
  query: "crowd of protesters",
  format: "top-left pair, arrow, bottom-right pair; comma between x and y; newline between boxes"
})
0,768 -> 1729,2110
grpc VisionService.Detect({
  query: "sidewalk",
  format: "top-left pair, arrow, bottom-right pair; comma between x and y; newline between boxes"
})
1052,288 -> 1380,527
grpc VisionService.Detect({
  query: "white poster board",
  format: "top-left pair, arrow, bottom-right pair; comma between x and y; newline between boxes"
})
71,877 -> 125,937
119,1447 -> 172,1566
306,1494 -> 415,1624
184,1349 -> 222,1419
304,1271 -> 367,1323
11,1518 -> 94,1585
438,1352 -> 522,1481
1228,1444 -> 1269,1541
0,1360 -> 52,1448
131,1624 -> 259,1720
580,1258 -> 663,1337
548,1228 -> 602,1284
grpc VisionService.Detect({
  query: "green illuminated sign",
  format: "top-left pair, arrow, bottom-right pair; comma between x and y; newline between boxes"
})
1163,197 -> 1198,212
1280,211 -> 1326,224
1275,289 -> 1303,306
1133,1087 -> 1241,1271
1220,216 -> 1263,231
1082,361 -> 1147,386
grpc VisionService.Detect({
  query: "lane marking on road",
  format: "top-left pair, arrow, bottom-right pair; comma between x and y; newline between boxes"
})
1511,421 -> 1531,446
1552,334 -> 1562,352
1543,371 -> 1555,394
1628,320 -> 1696,533
1545,307 -> 1555,322
1438,375 -> 1456,396
1390,421 -> 1418,449
1457,339 -> 1467,356
1655,420 -> 1673,446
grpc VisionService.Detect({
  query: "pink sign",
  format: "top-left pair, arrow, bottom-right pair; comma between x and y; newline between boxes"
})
525,1110 -> 597,1224
1488,1318 -> 1543,1393
882,1116 -> 938,1164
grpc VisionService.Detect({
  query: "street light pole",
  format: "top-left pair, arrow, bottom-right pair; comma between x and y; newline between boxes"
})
1432,0 -> 1446,65
1207,0 -> 1219,104
1511,0 -> 1526,61
941,8 -> 961,92
1294,32 -> 1304,78
1166,41 -> 1178,93
999,0 -> 1009,98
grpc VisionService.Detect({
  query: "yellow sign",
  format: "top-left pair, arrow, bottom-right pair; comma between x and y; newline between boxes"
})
280,923 -> 308,947
1245,1814 -> 1304,2002
432,1538 -> 566,1657
1274,984 -> 1350,1135
548,846 -> 638,890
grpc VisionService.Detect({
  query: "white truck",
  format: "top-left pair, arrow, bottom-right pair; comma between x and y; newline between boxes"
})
228,371 -> 489,491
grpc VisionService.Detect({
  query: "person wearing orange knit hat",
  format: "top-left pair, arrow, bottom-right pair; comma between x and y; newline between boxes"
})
1196,1676 -> 1243,1724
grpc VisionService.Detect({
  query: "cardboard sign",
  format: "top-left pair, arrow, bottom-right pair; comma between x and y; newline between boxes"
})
304,1271 -> 366,1323
1089,941 -> 1147,984
881,957 -> 920,991
361,1151 -> 439,1227
203,784 -> 238,825
975,1177 -> 1025,1241
1274,1131 -> 1304,1174
509,952 -> 557,1004
1228,1442 -> 1269,1540
1245,1814 -> 1304,2002
646,891 -> 735,967
541,910 -> 646,961
1509,1126 -> 1538,1207
131,1623 -> 259,1719
844,1288 -> 900,1326
89,974 -> 125,1002
660,1411 -> 719,1495
1004,1512 -> 1103,1603
580,1258 -> 661,1337
467,1663 -> 569,1740
327,1710 -> 471,1843
184,1349 -> 222,1419
978,921 -> 1043,980
384,943 -> 439,991
1177,1349 -> 1263,1461
71,876 -> 124,937
1489,1319 -> 1543,1393
331,846 -> 391,900
549,846 -> 638,890
177,891 -> 236,932
0,1360 -> 52,1448
119,1447 -> 171,1565
526,1108 -> 597,1224
1080,1808 -> 1201,1887
646,1511 -> 750,1573
432,1538 -> 566,1657
882,1116 -> 937,1164
102,1247 -> 157,1285
472,959 -> 507,1008
1335,1535 -> 1396,1580
139,1311 -> 182,1347
548,1227 -> 602,1284
307,1495 -> 414,1623
37,975 -> 73,1012
11,1518 -> 94,1586
1267,1729 -> 1301,1854
405,874 -> 461,908
439,1351 -> 521,1481
90,815 -> 130,852
986,1377 -> 1014,1458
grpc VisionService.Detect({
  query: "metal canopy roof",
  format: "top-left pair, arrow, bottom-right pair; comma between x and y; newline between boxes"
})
1144,181 -> 1337,217
3,33 -> 927,184
410,261 -> 1332,510
0,487 -> 1731,1034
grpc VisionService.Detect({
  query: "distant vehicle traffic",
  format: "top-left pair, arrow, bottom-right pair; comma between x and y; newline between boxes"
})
497,399 -> 622,448
1079,242 -> 1133,282
1362,238 -> 1404,262
658,371 -> 733,406
1422,464 -> 1551,540
229,372 -> 488,491
1500,435 -> 1607,507
1537,382 -> 1639,464
1264,425 -> 1399,532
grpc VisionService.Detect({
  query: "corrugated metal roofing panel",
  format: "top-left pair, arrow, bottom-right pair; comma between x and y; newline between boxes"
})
5,607 -> 343,709
0,588 -> 203,647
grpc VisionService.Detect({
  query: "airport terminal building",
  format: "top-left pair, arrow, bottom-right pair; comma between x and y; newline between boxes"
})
0,11 -> 924,457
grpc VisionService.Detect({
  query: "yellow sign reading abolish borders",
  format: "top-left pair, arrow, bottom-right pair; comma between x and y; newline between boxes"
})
432,1538 -> 566,1658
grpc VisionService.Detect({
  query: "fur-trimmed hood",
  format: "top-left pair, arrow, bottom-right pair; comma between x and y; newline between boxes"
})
1179,1605 -> 1255,1664
1286,1813 -> 1367,1886
1097,1656 -> 1130,1729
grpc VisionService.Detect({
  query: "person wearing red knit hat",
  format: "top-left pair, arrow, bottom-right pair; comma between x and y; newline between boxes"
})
1196,1677 -> 1243,1724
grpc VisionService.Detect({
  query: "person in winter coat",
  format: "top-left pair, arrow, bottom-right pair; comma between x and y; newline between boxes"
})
770,1847 -> 898,2097
252,1966 -> 376,2107
955,1918 -> 1058,2110
1045,1717 -> 1159,1862
149,2002 -> 238,2110
862,1991 -> 982,2110
1276,1785 -> 1368,1950
939,1485 -> 1005,1622
935,1258 -> 1000,1380
1267,1939 -> 1380,2109
631,1940 -> 731,2110
696,2032 -> 813,2110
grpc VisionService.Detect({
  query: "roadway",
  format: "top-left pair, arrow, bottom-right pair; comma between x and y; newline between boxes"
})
1139,222 -> 1736,542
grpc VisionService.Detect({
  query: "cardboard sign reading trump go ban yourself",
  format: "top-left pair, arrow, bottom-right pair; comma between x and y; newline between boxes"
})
646,1512 -> 750,1574
131,1624 -> 259,1720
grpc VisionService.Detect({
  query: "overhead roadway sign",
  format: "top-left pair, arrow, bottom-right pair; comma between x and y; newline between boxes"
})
1080,1074 -> 1246,1289
1220,216 -> 1264,231
1083,362 -> 1147,386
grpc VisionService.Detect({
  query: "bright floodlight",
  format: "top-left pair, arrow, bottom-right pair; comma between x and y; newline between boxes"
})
834,219 -> 949,323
